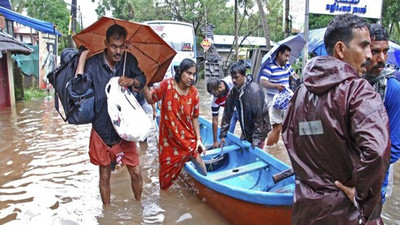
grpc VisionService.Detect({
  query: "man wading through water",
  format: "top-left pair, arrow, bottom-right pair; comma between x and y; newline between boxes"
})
75,24 -> 146,204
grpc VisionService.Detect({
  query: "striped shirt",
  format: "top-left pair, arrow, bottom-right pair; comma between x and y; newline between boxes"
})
211,76 -> 234,116
259,60 -> 295,97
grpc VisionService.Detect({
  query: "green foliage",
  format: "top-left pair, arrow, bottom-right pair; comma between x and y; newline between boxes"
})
382,0 -> 400,43
25,0 -> 70,35
202,2 -> 234,35
24,0 -> 71,51
90,0 -> 287,62
266,0 -> 284,42
14,86 -> 24,101
11,0 -> 26,13
92,0 -> 235,36
23,88 -> 48,101
309,14 -> 333,30
197,68 -> 205,80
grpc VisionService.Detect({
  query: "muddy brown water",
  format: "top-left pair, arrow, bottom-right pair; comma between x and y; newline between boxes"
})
0,79 -> 399,224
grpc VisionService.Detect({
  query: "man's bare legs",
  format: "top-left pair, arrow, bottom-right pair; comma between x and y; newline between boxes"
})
127,165 -> 143,201
266,123 -> 282,146
99,164 -> 142,204
99,165 -> 111,205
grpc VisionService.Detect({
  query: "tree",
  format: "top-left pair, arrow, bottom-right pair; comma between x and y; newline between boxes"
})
13,0 -> 71,51
382,0 -> 400,43
92,0 -> 233,35
309,14 -> 333,30
266,0 -> 284,42
256,0 -> 271,49
92,0 -> 286,62
25,0 -> 70,35
11,0 -> 26,13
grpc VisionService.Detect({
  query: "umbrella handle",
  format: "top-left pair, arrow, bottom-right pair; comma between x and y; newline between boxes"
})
122,50 -> 127,77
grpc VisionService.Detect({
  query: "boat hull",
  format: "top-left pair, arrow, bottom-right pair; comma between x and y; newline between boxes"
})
187,176 -> 292,225
184,117 -> 294,224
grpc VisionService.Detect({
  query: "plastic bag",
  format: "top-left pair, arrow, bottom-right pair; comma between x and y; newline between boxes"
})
272,88 -> 293,110
105,77 -> 151,142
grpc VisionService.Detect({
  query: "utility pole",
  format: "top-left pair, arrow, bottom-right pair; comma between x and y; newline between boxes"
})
302,0 -> 309,69
234,0 -> 238,61
78,6 -> 83,30
256,0 -> 271,49
67,0 -> 77,47
71,0 -> 77,34
284,0 -> 290,37
205,5 -> 207,65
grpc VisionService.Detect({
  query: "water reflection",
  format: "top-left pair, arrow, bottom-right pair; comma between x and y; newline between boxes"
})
0,79 -> 399,224
0,83 -> 226,225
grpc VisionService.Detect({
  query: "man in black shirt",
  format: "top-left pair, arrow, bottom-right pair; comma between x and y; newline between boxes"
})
75,24 -> 146,205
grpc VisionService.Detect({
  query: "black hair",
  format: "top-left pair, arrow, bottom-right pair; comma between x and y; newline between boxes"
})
206,77 -> 221,94
229,61 -> 246,76
174,58 -> 198,84
370,24 -> 389,41
46,43 -> 54,53
106,24 -> 127,41
324,13 -> 369,56
275,44 -> 291,60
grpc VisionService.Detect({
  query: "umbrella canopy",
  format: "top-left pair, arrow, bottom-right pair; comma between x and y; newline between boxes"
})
388,41 -> 400,66
299,27 -> 327,56
262,35 -> 306,65
73,17 -> 176,84
303,27 -> 400,66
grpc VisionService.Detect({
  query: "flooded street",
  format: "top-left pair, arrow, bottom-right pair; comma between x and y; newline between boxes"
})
0,79 -> 399,225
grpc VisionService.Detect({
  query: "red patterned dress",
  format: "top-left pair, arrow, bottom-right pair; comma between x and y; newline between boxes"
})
151,78 -> 200,189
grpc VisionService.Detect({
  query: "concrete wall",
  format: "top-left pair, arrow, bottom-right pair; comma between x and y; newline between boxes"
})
6,52 -> 15,107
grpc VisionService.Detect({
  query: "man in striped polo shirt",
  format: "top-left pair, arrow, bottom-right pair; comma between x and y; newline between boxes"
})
259,44 -> 298,148
207,76 -> 239,148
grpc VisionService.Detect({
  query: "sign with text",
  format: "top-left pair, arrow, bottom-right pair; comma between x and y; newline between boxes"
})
309,0 -> 383,19
289,0 -> 306,33
201,38 -> 212,51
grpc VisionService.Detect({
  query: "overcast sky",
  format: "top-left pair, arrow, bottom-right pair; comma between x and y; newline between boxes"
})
64,0 -> 111,28
76,0 -> 99,28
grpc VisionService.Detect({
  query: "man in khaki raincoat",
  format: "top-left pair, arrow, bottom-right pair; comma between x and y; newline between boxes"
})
282,14 -> 390,224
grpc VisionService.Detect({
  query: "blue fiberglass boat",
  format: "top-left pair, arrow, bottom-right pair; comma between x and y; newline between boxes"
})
183,116 -> 295,225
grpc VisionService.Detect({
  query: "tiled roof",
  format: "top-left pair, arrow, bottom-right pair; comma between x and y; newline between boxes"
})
0,31 -> 33,55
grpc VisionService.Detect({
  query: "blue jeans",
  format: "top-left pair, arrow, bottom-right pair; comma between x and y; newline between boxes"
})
229,110 -> 239,133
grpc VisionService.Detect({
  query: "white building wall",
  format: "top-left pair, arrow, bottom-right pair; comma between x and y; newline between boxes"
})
6,52 -> 15,107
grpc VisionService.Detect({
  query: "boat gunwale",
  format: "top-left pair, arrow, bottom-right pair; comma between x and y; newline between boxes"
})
184,117 -> 294,206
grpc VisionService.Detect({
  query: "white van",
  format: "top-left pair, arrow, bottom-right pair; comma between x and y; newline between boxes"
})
144,20 -> 197,79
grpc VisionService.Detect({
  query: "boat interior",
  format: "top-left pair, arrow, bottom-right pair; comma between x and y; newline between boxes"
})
194,119 -> 295,194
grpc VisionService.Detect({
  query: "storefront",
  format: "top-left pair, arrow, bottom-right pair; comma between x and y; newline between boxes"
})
0,6 -> 60,108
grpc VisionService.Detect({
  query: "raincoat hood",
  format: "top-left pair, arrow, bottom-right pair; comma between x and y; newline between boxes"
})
303,55 -> 358,95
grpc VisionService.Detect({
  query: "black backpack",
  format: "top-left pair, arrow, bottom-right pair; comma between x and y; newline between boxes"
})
47,47 -> 95,124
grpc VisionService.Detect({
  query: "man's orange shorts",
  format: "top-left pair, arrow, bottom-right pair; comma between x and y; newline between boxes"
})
88,128 -> 139,167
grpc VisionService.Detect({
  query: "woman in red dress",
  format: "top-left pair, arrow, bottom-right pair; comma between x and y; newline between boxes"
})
143,59 -> 207,190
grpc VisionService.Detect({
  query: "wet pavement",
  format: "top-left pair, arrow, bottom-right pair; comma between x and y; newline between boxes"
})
0,79 -> 399,224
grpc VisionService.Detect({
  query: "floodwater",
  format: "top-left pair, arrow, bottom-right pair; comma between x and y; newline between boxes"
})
0,79 -> 399,225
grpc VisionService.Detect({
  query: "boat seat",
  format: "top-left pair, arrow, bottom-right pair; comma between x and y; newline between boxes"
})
206,144 -> 241,156
210,161 -> 268,181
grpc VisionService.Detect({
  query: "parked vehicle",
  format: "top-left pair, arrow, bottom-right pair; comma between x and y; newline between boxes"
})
144,20 -> 197,79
